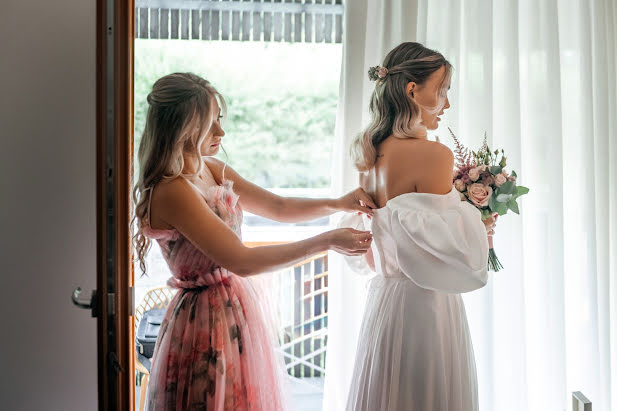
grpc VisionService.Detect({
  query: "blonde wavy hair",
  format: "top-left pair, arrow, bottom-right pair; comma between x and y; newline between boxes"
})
132,72 -> 226,274
351,42 -> 452,171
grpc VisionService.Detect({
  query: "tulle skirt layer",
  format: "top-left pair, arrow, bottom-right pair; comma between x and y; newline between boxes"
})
346,276 -> 479,411
146,270 -> 288,411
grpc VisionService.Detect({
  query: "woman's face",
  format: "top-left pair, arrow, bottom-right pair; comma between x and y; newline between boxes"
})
408,65 -> 451,131
199,106 -> 225,156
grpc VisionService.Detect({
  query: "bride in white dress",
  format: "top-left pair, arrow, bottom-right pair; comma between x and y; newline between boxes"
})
341,42 -> 495,411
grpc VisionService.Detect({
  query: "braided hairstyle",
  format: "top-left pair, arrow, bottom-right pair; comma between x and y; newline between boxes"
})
351,42 -> 452,171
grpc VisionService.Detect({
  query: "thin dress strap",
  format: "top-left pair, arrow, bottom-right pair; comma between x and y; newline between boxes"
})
221,161 -> 227,182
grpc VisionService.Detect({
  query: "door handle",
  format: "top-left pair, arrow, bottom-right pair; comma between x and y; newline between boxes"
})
72,287 -> 97,317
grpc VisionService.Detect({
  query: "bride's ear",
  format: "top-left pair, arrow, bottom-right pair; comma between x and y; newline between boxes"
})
406,82 -> 416,98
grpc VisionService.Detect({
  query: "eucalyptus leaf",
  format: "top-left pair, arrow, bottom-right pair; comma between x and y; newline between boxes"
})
511,170 -> 518,178
495,202 -> 508,215
489,166 -> 502,175
488,194 -> 498,213
508,200 -> 520,214
499,181 -> 516,194
516,185 -> 529,196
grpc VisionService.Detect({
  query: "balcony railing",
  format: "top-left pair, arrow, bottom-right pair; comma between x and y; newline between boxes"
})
134,0 -> 344,43
245,242 -> 329,378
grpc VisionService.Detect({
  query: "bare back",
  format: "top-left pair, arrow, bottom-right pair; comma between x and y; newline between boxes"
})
360,136 -> 455,208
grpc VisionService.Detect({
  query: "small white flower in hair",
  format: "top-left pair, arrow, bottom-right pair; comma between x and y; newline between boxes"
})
377,66 -> 388,78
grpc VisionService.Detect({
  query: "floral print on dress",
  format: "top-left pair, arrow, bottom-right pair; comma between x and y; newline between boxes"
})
142,180 -> 287,411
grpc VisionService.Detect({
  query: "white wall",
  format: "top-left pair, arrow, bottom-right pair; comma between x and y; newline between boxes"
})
0,1 -> 98,409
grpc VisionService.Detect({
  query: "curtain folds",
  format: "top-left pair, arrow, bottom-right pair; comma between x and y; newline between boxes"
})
324,1 -> 617,410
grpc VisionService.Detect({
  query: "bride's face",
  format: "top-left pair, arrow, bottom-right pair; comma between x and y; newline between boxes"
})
408,65 -> 451,131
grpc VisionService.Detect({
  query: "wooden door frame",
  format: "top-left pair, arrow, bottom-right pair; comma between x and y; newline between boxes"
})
96,0 -> 134,409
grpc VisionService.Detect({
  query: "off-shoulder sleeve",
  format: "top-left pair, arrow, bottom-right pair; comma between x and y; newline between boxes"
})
390,201 -> 488,293
337,212 -> 374,276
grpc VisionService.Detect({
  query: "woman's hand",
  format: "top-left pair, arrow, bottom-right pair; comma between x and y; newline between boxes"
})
483,212 -> 498,237
325,228 -> 373,256
335,188 -> 377,216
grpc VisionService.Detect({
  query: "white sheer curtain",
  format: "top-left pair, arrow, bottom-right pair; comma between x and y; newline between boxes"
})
324,1 -> 617,410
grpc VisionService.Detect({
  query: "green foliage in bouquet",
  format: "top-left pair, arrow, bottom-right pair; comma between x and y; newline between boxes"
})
450,129 -> 530,272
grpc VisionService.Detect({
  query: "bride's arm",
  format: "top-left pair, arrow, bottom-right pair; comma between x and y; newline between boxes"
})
206,158 -> 376,222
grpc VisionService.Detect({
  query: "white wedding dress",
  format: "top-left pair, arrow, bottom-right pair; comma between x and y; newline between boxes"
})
340,187 -> 489,411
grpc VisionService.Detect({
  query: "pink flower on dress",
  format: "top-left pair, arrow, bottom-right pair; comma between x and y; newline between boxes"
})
178,265 -> 198,281
213,323 -> 226,350
232,382 -> 248,409
210,294 -> 223,309
196,330 -> 211,352
245,385 -> 260,408
467,183 -> 493,207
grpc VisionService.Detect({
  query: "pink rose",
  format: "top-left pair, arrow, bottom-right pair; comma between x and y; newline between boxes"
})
503,169 -> 517,181
467,183 -> 493,207
494,173 -> 507,187
481,174 -> 495,186
468,167 -> 480,181
454,179 -> 466,192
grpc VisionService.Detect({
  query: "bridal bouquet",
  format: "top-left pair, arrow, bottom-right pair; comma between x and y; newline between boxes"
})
449,128 -> 529,272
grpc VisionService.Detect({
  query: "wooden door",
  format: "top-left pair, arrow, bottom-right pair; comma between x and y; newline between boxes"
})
96,0 -> 134,409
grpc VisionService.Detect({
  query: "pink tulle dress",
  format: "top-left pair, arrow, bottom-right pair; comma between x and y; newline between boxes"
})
142,178 -> 287,410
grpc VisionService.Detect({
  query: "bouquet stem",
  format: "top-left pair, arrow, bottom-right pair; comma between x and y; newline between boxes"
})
487,236 -> 503,272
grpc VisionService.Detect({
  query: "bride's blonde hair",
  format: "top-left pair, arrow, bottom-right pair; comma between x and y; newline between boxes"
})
132,72 -> 226,273
351,42 -> 452,171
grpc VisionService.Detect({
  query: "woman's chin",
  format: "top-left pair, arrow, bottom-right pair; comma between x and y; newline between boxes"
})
202,146 -> 220,156
426,121 -> 439,131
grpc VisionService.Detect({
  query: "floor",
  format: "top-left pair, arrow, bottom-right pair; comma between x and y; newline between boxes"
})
289,377 -> 325,411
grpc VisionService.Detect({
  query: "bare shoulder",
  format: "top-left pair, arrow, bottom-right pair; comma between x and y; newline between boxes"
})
383,138 -> 452,170
414,140 -> 454,193
152,177 -> 196,210
380,138 -> 454,195
203,157 -> 241,183
149,177 -> 199,229
421,140 -> 454,168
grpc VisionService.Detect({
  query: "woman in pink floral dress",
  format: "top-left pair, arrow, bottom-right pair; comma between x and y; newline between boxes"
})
133,73 -> 375,410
